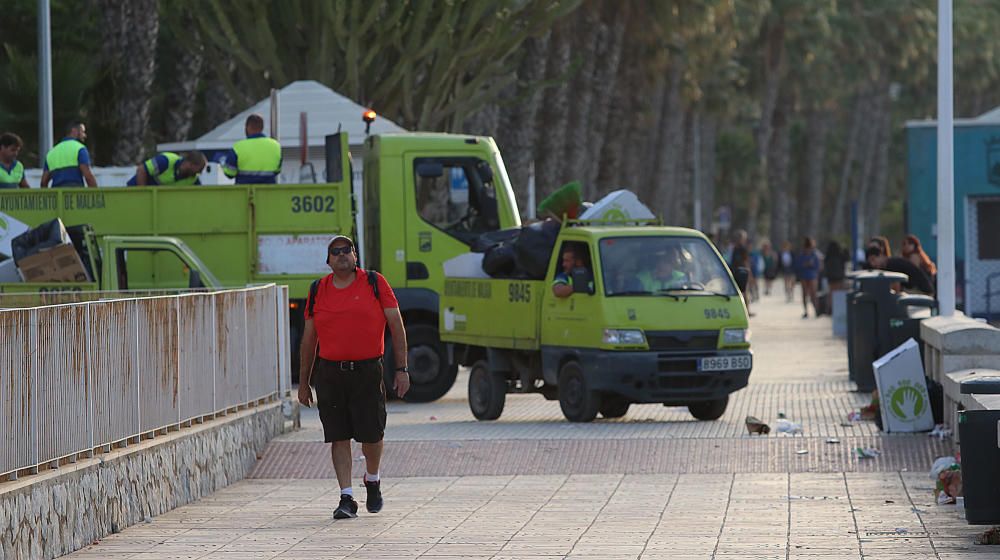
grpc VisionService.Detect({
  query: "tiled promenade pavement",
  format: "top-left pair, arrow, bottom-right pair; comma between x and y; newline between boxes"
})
64,293 -> 990,560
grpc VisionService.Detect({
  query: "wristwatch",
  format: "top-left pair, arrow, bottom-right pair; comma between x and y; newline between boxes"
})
395,366 -> 409,373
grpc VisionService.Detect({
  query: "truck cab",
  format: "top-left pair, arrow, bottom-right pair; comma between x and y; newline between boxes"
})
0,227 -> 220,301
361,133 -> 522,400
440,222 -> 752,422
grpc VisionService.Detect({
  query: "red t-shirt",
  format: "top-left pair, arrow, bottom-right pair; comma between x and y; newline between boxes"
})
305,269 -> 399,361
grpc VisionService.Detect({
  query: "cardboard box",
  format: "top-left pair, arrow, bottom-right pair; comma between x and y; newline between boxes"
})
16,242 -> 91,283
0,258 -> 21,283
873,338 -> 935,433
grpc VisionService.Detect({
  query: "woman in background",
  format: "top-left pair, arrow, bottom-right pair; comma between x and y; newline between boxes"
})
823,241 -> 849,315
901,234 -> 937,285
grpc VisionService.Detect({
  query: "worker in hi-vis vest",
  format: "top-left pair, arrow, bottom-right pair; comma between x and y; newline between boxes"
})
222,113 -> 282,184
127,151 -> 207,186
40,121 -> 98,188
0,132 -> 29,189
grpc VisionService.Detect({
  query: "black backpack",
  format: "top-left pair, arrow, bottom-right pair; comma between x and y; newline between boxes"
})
307,270 -> 380,317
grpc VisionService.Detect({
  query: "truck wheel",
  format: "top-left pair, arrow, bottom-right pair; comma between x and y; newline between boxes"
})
400,324 -> 458,403
688,396 -> 729,421
599,395 -> 630,419
558,361 -> 602,423
468,360 -> 506,421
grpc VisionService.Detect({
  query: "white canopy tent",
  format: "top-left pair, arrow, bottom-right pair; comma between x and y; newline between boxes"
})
157,80 -> 406,184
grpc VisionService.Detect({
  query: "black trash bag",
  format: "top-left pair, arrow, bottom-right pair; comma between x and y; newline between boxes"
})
12,218 -> 70,262
513,219 -> 560,280
471,227 -> 520,253
482,242 -> 517,277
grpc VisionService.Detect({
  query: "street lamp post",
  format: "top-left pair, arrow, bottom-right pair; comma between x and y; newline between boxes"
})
38,0 -> 54,159
937,0 -> 956,316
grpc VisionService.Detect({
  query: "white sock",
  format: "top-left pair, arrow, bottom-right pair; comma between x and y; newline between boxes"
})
340,487 -> 353,497
365,472 -> 380,482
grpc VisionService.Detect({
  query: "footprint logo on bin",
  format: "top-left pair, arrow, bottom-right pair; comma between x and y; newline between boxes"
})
889,384 -> 926,422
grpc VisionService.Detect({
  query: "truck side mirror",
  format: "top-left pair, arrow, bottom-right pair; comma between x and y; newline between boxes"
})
571,267 -> 593,295
733,267 -> 750,293
189,269 -> 204,289
476,161 -> 493,184
416,162 -> 443,179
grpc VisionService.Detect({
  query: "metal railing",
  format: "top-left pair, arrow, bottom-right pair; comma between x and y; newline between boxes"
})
0,284 -> 290,481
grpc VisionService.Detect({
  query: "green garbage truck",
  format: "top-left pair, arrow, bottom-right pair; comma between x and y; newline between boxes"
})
0,132 -> 522,402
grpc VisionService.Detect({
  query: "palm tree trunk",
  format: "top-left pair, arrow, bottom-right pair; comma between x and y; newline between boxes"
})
699,114 -> 718,233
496,33 -> 550,214
830,91 -> 869,237
535,22 -> 572,199
97,0 -> 160,165
562,7 -> 601,199
583,1 -> 628,197
768,92 -> 792,245
748,17 -> 786,238
651,59 -> 686,223
163,23 -> 204,142
803,109 -> 830,241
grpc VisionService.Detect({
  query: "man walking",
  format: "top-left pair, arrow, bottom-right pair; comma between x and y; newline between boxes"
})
40,121 -> 98,188
222,114 -> 282,184
127,151 -> 207,186
297,235 -> 409,519
0,133 -> 29,188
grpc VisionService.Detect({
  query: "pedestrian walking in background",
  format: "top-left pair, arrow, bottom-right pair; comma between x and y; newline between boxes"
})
900,234 -> 937,286
40,121 -> 97,188
761,241 -> 778,296
795,236 -> 821,318
127,151 -> 207,186
823,241 -> 849,315
869,236 -> 892,257
297,235 -> 410,520
0,133 -> 29,188
222,113 -> 282,184
731,240 -> 754,316
779,240 -> 795,303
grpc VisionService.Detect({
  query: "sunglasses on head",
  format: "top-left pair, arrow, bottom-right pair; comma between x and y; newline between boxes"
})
329,246 -> 353,256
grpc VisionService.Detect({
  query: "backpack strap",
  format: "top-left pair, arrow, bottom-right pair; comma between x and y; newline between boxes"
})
307,278 -> 321,317
367,270 -> 380,302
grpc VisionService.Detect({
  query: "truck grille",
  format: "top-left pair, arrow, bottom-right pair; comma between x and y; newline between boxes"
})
646,330 -> 718,352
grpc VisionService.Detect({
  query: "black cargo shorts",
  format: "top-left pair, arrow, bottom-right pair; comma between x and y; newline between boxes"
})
312,357 -> 387,444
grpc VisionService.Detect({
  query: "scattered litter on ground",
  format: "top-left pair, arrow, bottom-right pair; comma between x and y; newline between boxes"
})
846,411 -> 862,422
840,421 -> 856,427
745,415 -> 770,435
775,418 -> 803,435
975,526 -> 1000,545
796,449 -> 809,455
826,437 -> 840,444
777,411 -> 787,419
429,416 -> 437,421
929,424 -> 953,440
856,447 -> 881,459
930,455 -> 962,504
885,500 -> 894,504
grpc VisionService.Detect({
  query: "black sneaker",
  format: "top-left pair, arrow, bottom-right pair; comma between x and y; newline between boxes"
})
333,494 -> 358,519
364,479 -> 383,513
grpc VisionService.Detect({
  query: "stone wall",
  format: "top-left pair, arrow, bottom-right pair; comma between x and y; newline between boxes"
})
0,403 -> 285,560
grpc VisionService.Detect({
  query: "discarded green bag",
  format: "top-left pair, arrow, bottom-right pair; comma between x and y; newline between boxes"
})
537,181 -> 582,219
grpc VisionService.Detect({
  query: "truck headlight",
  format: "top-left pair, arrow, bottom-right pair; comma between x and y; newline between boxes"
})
722,328 -> 750,345
603,329 -> 645,345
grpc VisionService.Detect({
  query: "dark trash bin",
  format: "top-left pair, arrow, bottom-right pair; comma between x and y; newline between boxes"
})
846,271 -> 937,392
958,376 -> 1000,524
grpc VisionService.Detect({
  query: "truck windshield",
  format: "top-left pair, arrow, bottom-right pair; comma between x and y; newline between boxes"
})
599,236 -> 738,297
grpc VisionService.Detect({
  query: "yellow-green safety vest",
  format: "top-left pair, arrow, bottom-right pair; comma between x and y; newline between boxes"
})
225,136 -> 281,183
45,139 -> 86,172
146,152 -> 198,186
0,160 -> 24,188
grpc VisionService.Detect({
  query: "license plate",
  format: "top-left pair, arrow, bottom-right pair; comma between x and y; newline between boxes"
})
699,355 -> 751,372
